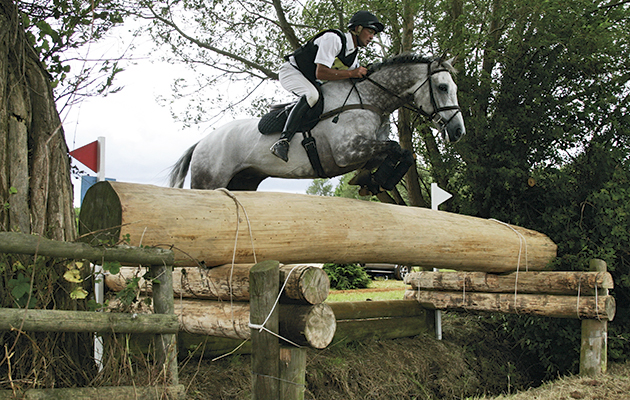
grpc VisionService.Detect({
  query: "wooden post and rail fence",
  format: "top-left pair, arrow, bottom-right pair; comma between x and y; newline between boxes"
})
0,231 -> 183,399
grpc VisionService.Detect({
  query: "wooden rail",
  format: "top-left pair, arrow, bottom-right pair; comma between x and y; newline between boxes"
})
0,232 -> 182,399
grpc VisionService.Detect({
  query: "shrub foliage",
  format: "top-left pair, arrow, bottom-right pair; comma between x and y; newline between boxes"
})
323,263 -> 371,290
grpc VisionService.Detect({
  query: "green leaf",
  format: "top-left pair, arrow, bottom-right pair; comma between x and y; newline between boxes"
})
103,261 -> 121,275
63,269 -> 83,283
70,287 -> 88,300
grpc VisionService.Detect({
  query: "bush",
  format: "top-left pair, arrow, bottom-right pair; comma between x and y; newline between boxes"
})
323,263 -> 371,290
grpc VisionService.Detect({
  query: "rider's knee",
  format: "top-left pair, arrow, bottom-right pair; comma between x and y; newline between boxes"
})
305,89 -> 320,108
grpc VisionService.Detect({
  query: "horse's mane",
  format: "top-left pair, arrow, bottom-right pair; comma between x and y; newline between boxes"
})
366,54 -> 455,76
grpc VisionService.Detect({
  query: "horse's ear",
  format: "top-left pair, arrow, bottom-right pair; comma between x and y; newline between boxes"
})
447,55 -> 459,66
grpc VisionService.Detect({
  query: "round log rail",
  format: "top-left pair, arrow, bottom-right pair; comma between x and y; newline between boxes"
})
329,300 -> 431,344
106,264 -> 329,305
405,290 -> 616,321
0,231 -> 173,265
329,299 -> 426,320
405,271 -> 614,295
116,299 -> 337,349
0,308 -> 178,334
79,182 -> 557,273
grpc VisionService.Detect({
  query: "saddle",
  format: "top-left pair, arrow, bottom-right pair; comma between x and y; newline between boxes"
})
258,98 -> 325,135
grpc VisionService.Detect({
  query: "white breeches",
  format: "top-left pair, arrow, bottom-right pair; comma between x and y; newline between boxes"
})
278,62 -> 320,107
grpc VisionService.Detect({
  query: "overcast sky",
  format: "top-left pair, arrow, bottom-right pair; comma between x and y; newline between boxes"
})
62,27 -> 315,206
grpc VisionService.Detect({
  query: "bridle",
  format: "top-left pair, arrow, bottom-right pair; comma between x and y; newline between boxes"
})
364,60 -> 462,128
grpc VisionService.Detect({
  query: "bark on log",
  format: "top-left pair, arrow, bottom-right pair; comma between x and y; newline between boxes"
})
405,271 -> 614,295
132,301 -> 433,358
405,290 -> 616,321
127,299 -> 337,349
79,182 -> 557,273
0,231 -> 174,265
0,308 -> 178,334
106,264 -> 329,304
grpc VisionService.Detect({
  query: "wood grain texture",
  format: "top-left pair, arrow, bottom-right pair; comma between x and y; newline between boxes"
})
405,271 -> 614,295
79,182 -> 558,273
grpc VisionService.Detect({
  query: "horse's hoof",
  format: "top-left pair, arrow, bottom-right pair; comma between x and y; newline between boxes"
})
359,187 -> 371,196
270,140 -> 290,162
349,169 -> 371,186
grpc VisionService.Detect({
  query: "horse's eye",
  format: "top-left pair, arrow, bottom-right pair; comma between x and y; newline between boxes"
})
438,84 -> 448,92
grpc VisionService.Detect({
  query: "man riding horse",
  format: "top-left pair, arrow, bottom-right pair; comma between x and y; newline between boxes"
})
270,11 -> 385,162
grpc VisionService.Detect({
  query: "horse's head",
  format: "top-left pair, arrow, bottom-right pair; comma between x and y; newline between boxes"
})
410,57 -> 466,143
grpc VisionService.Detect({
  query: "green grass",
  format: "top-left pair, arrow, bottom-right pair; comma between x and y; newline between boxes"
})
325,278 -> 407,302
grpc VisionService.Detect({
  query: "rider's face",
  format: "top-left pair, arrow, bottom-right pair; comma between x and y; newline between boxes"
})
357,27 -> 376,47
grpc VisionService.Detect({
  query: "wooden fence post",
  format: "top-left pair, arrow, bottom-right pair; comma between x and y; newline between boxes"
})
250,260 -> 280,399
151,264 -> 179,385
279,346 -> 306,400
579,259 -> 608,376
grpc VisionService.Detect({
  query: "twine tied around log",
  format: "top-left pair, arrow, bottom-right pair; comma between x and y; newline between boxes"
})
576,273 -> 603,321
216,188 -> 259,338
248,265 -> 304,348
489,219 -> 529,313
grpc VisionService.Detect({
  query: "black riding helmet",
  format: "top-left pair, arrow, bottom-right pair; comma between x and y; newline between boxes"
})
347,11 -> 384,33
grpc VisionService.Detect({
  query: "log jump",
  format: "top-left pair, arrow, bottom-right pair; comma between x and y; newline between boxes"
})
77,181 -> 613,378
79,181 -> 557,273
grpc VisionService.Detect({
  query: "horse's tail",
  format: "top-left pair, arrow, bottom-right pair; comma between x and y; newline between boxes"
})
168,143 -> 198,188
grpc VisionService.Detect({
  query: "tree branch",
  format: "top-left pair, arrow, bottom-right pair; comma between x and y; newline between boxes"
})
145,4 -> 278,80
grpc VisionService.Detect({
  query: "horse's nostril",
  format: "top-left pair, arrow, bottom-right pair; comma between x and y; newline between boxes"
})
451,127 -> 463,142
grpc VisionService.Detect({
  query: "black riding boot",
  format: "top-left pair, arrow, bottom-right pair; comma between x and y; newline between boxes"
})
270,96 -> 312,162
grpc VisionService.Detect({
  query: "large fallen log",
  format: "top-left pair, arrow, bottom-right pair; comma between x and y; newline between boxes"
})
405,290 -> 616,321
405,271 -> 614,295
106,264 -> 329,304
112,299 -> 336,349
79,182 -> 557,273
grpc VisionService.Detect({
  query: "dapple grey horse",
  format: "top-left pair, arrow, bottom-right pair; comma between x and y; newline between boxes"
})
169,55 -> 465,193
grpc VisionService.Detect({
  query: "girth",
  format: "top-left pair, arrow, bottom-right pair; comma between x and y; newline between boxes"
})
302,103 -> 384,179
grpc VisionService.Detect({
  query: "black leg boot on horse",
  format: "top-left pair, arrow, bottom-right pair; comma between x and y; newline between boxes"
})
270,96 -> 311,162
364,149 -> 414,194
382,149 -> 414,191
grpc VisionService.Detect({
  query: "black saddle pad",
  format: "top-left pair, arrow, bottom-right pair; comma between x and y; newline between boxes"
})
258,98 -> 324,135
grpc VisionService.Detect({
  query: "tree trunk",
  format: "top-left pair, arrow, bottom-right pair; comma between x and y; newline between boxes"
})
0,0 -> 90,388
0,0 -> 75,240
117,298 -> 337,349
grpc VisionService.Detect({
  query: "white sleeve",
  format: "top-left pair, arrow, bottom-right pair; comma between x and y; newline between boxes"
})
312,32 -> 343,68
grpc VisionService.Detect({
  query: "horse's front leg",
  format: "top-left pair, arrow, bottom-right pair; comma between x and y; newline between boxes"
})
337,137 -> 413,195
372,148 -> 414,191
